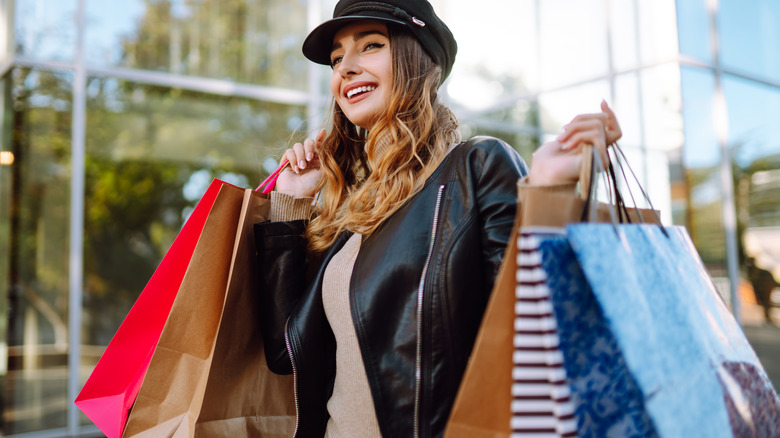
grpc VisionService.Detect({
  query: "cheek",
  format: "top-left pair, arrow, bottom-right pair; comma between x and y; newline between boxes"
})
330,73 -> 341,99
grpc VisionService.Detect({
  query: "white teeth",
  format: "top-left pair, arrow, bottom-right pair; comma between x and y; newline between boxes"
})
346,85 -> 376,99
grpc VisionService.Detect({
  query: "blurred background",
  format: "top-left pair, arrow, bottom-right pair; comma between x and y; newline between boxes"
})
0,0 -> 778,435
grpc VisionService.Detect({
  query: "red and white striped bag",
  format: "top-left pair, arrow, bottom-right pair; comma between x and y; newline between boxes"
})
512,231 -> 577,438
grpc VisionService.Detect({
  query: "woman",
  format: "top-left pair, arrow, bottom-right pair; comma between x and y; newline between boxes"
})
254,1 -> 622,437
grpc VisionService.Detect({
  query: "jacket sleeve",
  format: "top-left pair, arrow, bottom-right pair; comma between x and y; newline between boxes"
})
470,137 -> 529,286
253,219 -> 309,375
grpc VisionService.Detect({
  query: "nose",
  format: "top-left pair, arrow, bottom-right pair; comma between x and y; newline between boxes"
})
336,51 -> 361,77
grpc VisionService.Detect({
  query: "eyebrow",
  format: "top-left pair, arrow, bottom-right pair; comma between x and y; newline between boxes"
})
330,30 -> 388,54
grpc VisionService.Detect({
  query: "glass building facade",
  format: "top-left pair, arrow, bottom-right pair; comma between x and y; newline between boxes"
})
0,0 -> 777,435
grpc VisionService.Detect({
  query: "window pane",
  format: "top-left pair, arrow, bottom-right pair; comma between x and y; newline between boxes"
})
723,75 -> 780,331
675,0 -> 713,64
609,0 -> 640,71
81,78 -> 306,373
614,73 -> 643,148
719,0 -> 780,83
457,99 -> 540,161
538,80 -> 611,135
85,0 -> 310,90
539,0 -> 608,90
14,0 -> 77,62
0,67 -> 73,434
444,0 -> 538,95
614,70 -> 678,225
637,0 -> 679,65
639,63 -> 684,152
680,66 -> 727,275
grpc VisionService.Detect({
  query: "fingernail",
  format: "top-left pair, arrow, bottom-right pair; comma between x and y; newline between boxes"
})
292,165 -> 299,174
306,152 -> 313,161
299,160 -> 306,169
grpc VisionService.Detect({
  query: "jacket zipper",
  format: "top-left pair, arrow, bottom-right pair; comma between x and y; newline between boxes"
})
284,318 -> 300,437
414,184 -> 446,438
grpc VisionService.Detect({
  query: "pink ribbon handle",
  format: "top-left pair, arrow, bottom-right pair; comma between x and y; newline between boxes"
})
255,158 -> 289,194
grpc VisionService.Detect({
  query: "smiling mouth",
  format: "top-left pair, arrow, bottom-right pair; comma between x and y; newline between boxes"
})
346,85 -> 377,99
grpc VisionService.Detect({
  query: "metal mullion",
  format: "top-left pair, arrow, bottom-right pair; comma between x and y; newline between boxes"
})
306,0 -> 324,135
707,0 -> 741,321
632,0 -> 650,195
677,54 -> 780,90
12,56 -> 317,106
84,65 -> 310,106
11,57 -> 75,72
67,0 -> 86,434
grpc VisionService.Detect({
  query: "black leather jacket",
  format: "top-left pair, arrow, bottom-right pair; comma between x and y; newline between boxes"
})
254,136 -> 527,437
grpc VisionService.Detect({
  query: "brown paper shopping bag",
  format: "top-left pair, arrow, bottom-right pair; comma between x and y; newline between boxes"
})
443,209 -> 521,438
123,181 -> 295,437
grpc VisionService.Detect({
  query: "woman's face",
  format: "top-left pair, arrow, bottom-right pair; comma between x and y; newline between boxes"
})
329,21 -> 393,131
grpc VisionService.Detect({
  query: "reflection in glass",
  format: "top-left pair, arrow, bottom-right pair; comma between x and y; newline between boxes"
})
538,0 -> 607,90
725,75 -> 780,326
675,0 -> 712,64
723,76 -> 780,169
84,0 -> 310,90
14,0 -> 77,62
679,66 -> 727,279
444,0 -> 537,94
538,80 -> 610,134
457,99 -> 540,161
636,0 -> 679,65
609,0 -> 639,71
640,64 -> 684,150
720,0 -> 780,83
0,67 -> 73,434
614,73 -> 643,147
81,78 -> 306,386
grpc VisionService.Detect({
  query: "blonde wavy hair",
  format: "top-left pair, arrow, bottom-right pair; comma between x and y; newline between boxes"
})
306,27 -> 461,252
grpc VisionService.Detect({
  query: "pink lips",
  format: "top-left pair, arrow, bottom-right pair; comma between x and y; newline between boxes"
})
343,82 -> 378,103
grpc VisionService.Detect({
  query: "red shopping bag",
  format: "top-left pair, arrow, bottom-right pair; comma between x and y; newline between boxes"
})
74,181 -> 225,438
75,159 -> 289,437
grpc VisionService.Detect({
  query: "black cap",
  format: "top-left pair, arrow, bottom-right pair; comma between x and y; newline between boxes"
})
302,0 -> 458,83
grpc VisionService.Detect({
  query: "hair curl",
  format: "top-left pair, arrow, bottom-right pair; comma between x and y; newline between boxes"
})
306,26 -> 460,252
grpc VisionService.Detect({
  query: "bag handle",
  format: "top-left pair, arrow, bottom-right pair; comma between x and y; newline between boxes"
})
580,142 -> 669,237
255,158 -> 290,194
609,145 -> 668,236
579,144 -> 630,225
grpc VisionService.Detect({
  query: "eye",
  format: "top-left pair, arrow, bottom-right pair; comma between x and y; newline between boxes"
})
363,42 -> 385,52
330,56 -> 342,68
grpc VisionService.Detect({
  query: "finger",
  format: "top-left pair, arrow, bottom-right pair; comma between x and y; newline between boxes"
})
292,142 -> 307,170
302,138 -> 316,166
601,101 -> 623,143
560,131 -> 605,152
567,112 -> 608,127
315,128 -> 326,146
283,149 -> 299,174
558,119 -> 605,143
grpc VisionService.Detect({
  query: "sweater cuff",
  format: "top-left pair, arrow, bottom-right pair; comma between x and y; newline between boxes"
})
270,191 -> 315,222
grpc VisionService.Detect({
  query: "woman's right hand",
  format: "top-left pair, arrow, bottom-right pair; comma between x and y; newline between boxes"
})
275,129 -> 326,198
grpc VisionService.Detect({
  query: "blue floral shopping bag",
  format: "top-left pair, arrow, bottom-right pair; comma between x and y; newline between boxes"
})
535,223 -> 779,437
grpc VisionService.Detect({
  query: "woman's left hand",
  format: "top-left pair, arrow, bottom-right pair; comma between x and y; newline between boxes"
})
527,100 -> 621,185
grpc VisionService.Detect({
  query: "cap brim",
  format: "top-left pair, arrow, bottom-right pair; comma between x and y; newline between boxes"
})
302,14 -> 407,66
